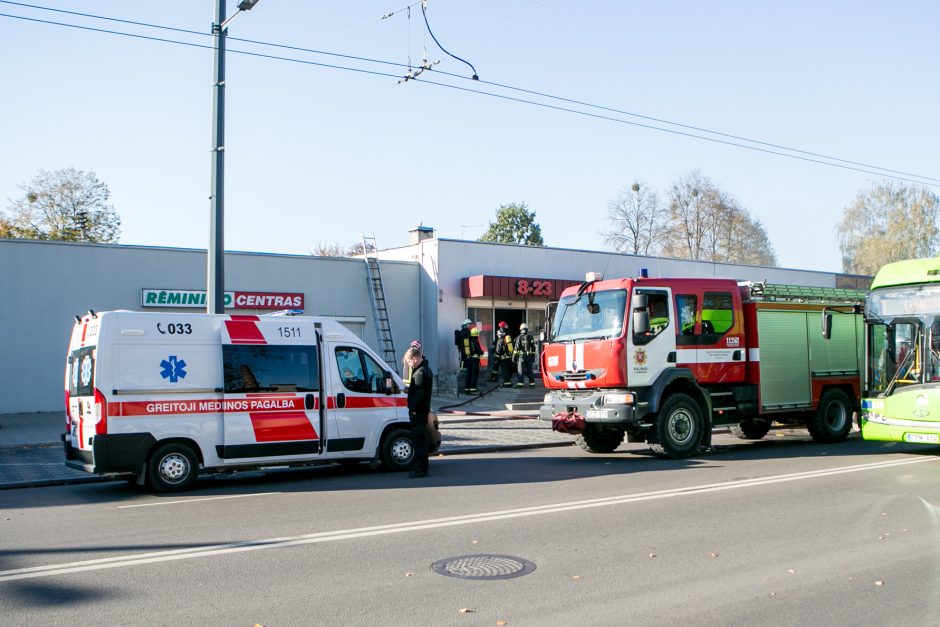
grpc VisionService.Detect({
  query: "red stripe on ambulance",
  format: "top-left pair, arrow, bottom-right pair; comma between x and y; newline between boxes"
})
249,411 -> 318,442
224,316 -> 266,345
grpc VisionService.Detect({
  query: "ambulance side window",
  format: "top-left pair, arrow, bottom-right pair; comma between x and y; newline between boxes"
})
335,347 -> 386,393
223,345 -> 319,393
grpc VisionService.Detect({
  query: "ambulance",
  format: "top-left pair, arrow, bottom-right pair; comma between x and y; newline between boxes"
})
64,310 -> 427,491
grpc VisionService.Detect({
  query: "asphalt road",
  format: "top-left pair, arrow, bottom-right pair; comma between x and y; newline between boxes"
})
2,431 -> 939,626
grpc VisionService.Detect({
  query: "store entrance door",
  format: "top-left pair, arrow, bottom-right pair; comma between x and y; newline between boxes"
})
494,308 -> 526,340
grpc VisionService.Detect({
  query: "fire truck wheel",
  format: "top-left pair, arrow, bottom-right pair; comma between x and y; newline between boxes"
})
730,419 -> 772,440
807,388 -> 852,443
575,425 -> 625,453
381,428 -> 416,472
649,393 -> 703,458
147,443 -> 198,493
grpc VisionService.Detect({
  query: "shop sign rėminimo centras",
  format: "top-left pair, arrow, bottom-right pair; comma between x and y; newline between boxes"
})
141,289 -> 304,310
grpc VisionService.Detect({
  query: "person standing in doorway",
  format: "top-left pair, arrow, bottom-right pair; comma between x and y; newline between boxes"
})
494,321 -> 514,387
464,327 -> 483,394
515,323 -> 537,387
404,345 -> 432,478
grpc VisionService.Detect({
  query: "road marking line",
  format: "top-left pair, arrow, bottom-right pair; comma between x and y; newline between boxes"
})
117,492 -> 281,509
1,456 -> 935,583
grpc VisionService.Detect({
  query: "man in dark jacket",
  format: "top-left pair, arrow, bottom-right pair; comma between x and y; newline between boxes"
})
404,345 -> 433,478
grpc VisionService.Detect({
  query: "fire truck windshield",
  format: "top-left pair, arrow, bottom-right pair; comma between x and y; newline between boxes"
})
552,289 -> 627,341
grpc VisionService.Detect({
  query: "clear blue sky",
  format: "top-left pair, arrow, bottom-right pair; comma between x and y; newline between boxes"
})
2,1 -> 938,273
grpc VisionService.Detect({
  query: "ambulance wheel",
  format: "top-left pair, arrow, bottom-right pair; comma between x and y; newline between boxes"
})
807,388 -> 852,444
147,443 -> 198,492
381,429 -> 415,472
575,425 -> 625,453
649,393 -> 703,458
730,419 -> 772,440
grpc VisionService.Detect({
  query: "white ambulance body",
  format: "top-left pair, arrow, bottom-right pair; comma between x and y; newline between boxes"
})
64,310 -> 418,491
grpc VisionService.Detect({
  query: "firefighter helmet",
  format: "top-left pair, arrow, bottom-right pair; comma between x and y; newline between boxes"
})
470,327 -> 480,337
498,321 -> 508,329
462,318 -> 472,326
520,323 -> 528,332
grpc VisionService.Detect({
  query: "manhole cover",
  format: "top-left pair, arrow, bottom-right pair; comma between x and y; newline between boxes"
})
431,554 -> 536,580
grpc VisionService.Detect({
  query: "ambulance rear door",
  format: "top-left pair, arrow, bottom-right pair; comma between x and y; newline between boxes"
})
219,316 -> 327,463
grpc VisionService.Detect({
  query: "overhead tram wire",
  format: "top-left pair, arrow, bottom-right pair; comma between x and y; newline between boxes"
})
2,4 -> 937,187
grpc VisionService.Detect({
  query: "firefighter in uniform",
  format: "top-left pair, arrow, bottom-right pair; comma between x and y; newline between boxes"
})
493,321 -> 514,387
464,327 -> 483,394
455,318 -> 472,392
514,323 -> 537,388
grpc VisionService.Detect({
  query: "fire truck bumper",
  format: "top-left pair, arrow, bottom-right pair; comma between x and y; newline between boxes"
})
539,397 -> 638,425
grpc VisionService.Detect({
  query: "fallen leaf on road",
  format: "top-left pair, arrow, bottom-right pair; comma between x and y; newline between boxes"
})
472,539 -> 479,544
496,620 -> 508,625
405,572 -> 414,577
708,552 -> 719,558
459,608 -> 474,614
649,553 -> 657,559
571,575 -> 580,580
875,581 -> 884,586
787,569 -> 795,574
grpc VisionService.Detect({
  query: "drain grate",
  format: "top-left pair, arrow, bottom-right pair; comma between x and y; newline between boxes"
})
431,554 -> 536,580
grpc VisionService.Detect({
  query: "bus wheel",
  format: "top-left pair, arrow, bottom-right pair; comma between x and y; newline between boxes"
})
730,419 -> 772,440
807,389 -> 852,443
575,425 -> 625,453
381,429 -> 415,472
147,443 -> 199,493
649,393 -> 703,458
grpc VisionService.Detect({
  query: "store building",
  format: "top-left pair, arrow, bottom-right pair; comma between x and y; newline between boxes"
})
0,233 -> 868,413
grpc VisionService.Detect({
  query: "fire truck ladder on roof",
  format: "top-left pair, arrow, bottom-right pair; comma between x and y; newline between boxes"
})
362,235 -> 398,374
746,281 -> 867,304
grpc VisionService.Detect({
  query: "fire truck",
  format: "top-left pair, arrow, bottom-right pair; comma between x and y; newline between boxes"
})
539,273 -> 865,458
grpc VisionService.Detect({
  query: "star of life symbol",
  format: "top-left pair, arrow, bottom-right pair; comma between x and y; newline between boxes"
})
160,355 -> 187,383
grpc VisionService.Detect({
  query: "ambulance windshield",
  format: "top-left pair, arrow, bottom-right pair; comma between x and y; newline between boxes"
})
552,289 -> 627,342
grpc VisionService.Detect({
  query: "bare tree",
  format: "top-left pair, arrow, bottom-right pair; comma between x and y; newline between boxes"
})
658,170 -> 776,266
309,241 -> 346,257
602,181 -> 664,255
2,168 -> 121,242
837,180 -> 940,275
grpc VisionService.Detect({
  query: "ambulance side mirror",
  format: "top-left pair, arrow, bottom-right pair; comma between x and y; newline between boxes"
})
383,374 -> 398,395
821,311 -> 833,340
633,310 -> 650,335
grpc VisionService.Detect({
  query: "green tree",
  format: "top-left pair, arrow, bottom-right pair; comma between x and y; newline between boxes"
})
602,181 -> 664,255
478,202 -> 544,246
2,168 -> 121,242
837,180 -> 940,275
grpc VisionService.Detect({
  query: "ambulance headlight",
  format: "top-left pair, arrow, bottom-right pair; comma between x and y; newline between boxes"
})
603,393 -> 634,406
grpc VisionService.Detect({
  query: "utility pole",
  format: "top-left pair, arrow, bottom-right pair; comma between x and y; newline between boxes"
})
207,0 -> 227,314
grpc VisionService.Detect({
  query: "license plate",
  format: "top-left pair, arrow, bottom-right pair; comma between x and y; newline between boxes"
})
904,432 -> 940,444
586,410 -> 610,419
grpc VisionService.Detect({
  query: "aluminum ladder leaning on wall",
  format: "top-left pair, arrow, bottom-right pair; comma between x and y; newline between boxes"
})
361,234 -> 399,374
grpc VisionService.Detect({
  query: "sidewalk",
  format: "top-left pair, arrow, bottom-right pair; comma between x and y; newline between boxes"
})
0,390 -> 570,489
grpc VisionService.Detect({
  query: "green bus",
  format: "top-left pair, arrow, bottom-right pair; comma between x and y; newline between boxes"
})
860,258 -> 940,445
